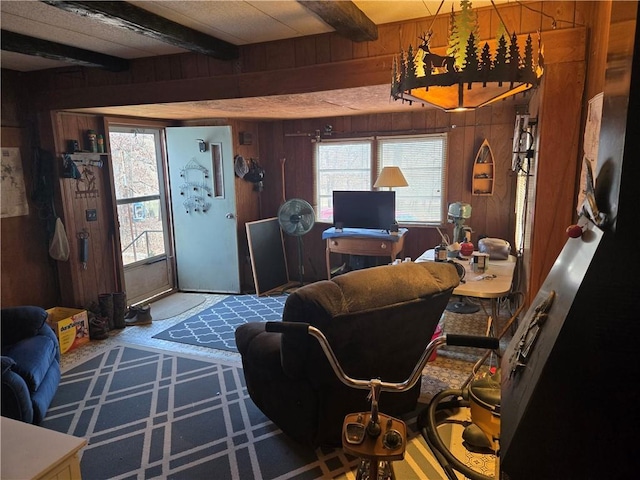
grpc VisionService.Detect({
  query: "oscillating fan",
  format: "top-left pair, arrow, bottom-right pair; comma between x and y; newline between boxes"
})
277,198 -> 315,286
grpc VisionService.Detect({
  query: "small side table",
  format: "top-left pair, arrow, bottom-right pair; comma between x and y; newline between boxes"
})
323,227 -> 408,279
1,417 -> 87,480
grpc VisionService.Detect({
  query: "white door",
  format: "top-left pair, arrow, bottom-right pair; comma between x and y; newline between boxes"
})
166,126 -> 240,293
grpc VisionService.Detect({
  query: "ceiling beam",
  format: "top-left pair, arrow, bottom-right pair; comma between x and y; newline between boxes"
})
41,1 -> 239,60
299,1 -> 378,42
1,30 -> 130,72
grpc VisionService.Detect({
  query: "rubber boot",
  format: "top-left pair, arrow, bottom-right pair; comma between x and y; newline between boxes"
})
98,293 -> 114,330
112,292 -> 127,329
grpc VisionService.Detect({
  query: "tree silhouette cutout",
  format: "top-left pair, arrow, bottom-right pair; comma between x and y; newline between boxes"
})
480,42 -> 492,86
493,34 -> 508,86
453,0 -> 478,70
523,34 -> 535,81
447,5 -> 461,65
463,32 -> 479,88
508,32 -> 521,87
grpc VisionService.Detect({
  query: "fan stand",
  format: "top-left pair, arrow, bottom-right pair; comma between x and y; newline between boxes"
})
277,198 -> 315,289
296,235 -> 304,286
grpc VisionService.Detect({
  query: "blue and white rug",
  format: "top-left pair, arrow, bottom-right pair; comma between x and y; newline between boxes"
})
153,294 -> 288,352
41,344 -> 359,480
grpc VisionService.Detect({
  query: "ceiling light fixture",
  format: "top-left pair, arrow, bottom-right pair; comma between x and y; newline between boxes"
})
391,0 -> 544,112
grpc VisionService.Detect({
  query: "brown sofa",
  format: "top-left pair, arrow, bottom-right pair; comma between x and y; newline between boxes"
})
235,261 -> 459,447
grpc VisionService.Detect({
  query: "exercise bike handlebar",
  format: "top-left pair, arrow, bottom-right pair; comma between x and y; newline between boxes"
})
265,321 -> 499,394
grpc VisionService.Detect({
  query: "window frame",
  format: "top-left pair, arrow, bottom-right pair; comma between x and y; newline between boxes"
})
314,133 -> 448,226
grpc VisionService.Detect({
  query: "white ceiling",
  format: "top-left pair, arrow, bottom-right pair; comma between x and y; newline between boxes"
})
0,1 -> 509,120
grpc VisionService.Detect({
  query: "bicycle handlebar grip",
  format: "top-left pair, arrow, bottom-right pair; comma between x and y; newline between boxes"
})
446,334 -> 499,350
265,321 -> 310,334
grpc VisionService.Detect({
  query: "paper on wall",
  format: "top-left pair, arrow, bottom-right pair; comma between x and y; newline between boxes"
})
577,92 -> 603,215
1,147 -> 29,218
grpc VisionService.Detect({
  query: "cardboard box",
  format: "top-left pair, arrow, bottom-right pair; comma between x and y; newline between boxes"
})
46,307 -> 90,354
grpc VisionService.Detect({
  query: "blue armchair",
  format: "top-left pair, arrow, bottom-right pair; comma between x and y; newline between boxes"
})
1,306 -> 61,424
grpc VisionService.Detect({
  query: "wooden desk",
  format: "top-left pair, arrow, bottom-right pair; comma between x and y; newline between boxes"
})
323,228 -> 408,279
416,249 -> 517,326
1,417 -> 87,480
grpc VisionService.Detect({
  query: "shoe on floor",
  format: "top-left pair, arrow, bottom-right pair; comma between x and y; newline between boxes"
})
89,315 -> 109,340
125,304 -> 152,326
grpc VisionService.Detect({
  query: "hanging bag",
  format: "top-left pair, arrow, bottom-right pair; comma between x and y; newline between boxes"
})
49,217 -> 70,261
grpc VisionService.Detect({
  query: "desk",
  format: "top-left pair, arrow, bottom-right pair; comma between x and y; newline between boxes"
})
416,249 -> 517,327
323,227 -> 408,279
1,417 -> 87,479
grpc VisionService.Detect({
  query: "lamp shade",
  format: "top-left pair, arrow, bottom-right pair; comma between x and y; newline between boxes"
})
374,166 -> 408,188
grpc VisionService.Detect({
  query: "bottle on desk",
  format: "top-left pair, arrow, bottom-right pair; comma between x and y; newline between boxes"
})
435,243 -> 448,262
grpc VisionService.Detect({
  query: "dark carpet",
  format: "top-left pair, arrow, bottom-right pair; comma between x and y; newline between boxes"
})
40,342 -> 494,479
153,294 -> 288,352
40,344 -> 359,480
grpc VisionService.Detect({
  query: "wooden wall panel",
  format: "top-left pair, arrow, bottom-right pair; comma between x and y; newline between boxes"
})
52,113 -> 118,308
0,125 -> 59,308
330,34 -> 354,62
258,102 -> 517,283
229,119 -> 262,293
525,58 -> 586,305
10,2 -> 608,305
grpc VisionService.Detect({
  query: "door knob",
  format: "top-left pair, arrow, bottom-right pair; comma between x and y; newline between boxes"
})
226,213 -> 235,219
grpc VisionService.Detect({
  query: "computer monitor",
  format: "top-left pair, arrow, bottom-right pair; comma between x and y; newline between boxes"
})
332,191 -> 396,230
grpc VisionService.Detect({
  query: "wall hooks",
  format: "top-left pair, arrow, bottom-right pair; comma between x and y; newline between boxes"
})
179,159 -> 212,214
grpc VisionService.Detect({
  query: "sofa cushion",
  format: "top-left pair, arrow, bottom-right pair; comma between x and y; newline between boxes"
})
30,359 -> 61,424
1,356 -> 16,374
1,306 -> 48,348
331,261 -> 460,313
3,335 -> 58,392
1,367 -> 34,424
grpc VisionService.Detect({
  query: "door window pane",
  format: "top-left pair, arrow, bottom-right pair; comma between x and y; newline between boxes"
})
109,127 -> 167,266
110,131 -> 160,199
118,199 -> 165,265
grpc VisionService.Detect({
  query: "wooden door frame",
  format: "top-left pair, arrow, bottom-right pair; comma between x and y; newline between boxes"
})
103,116 -> 178,299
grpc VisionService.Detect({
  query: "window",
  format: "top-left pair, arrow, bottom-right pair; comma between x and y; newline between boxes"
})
315,134 -> 447,225
109,127 -> 168,266
315,139 -> 373,223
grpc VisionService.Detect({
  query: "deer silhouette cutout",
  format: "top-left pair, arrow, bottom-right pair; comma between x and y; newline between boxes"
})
419,32 -> 456,74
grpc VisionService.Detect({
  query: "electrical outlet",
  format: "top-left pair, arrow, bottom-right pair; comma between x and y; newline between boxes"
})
86,209 -> 97,221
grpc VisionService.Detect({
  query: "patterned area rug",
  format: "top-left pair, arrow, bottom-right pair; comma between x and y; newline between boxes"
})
41,344 -> 357,479
40,344 -> 493,480
152,294 -> 288,352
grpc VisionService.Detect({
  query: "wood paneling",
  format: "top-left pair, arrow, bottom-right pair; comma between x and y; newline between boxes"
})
47,113 -> 119,308
0,124 -> 59,308
229,119 -> 262,293
259,104 -> 518,283
4,2 -> 610,307
525,57 -> 586,305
